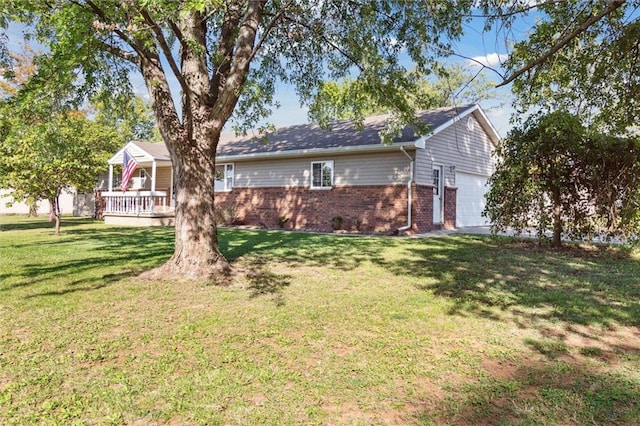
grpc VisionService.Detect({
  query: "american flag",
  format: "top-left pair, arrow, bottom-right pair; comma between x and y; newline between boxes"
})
121,150 -> 138,191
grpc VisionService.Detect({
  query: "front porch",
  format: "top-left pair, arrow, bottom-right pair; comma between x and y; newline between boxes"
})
101,190 -> 175,226
103,142 -> 175,226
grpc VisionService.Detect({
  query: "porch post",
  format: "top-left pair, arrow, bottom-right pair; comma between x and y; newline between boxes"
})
108,164 -> 113,191
151,161 -> 157,192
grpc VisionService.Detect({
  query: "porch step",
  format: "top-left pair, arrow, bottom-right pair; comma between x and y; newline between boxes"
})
104,212 -> 175,226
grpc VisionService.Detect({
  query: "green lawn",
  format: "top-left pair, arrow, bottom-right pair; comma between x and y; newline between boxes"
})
1,216 -> 639,425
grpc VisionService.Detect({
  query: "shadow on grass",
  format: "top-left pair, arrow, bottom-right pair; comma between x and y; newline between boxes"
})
380,236 -> 640,328
2,223 -> 174,296
219,229 -> 394,271
5,220 -> 640,329
244,256 -> 291,307
0,216 -> 96,232
22,271 -> 138,298
220,230 -> 640,327
415,358 -> 640,425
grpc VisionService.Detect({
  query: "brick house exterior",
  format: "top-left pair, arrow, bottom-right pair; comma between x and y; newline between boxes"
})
215,183 -> 436,233
103,104 -> 499,232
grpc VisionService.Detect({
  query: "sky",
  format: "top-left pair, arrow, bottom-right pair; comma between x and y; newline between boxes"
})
238,12 -> 534,137
3,8 -> 536,138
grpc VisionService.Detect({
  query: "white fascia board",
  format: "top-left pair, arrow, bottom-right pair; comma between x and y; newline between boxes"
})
421,104 -> 501,147
422,104 -> 480,141
471,107 -> 502,146
108,141 -> 157,165
107,144 -> 129,165
217,140 -> 422,162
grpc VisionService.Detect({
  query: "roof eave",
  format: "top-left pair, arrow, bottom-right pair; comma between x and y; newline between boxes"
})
217,140 -> 423,162
420,104 -> 501,147
108,141 -> 171,164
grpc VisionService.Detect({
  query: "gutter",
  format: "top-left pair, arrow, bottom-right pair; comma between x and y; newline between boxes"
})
217,141 -> 419,162
396,146 -> 414,233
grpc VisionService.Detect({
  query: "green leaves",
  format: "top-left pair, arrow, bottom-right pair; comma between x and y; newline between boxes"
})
485,111 -> 640,244
502,0 -> 640,132
307,63 -> 499,142
0,109 -> 120,209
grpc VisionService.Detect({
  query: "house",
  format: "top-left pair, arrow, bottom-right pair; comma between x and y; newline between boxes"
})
1,188 -> 94,217
101,104 -> 499,232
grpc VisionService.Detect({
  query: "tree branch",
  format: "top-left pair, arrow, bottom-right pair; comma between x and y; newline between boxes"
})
467,0 -> 568,19
210,1 -> 243,103
248,0 -> 294,63
212,0 -> 266,125
497,0 -> 627,87
282,14 -> 365,73
93,39 -> 139,65
138,8 -> 191,100
83,0 -> 148,60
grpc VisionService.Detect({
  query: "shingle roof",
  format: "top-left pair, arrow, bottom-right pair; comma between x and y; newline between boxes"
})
129,104 -> 479,159
217,104 -> 476,156
133,141 -> 172,161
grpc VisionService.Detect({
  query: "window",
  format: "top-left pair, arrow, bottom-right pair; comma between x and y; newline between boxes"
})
432,168 -> 440,196
130,169 -> 147,190
311,161 -> 334,189
214,163 -> 234,192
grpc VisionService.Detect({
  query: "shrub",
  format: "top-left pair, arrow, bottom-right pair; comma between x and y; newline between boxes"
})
277,215 -> 290,228
214,206 -> 239,226
331,215 -> 343,231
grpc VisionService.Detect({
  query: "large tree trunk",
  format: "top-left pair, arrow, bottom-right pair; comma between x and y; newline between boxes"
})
136,3 -> 264,282
166,141 -> 230,280
142,128 -> 231,282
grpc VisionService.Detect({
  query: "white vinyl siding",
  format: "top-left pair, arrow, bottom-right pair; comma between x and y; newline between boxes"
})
415,114 -> 495,187
155,167 -> 172,190
232,151 -> 411,188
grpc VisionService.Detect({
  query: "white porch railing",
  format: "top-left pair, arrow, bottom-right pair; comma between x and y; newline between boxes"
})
102,191 -> 170,215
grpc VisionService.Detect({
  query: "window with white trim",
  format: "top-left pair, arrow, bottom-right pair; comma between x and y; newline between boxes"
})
130,169 -> 147,190
214,163 -> 234,192
432,168 -> 440,196
311,160 -> 334,189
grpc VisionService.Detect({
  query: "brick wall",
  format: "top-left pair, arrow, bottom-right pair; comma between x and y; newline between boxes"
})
412,184 -> 434,233
443,186 -> 457,230
215,184 -> 435,234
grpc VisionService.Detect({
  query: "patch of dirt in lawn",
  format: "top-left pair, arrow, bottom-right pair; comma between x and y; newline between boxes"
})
322,401 -> 376,424
540,323 -> 640,365
0,375 -> 11,391
482,357 -> 520,380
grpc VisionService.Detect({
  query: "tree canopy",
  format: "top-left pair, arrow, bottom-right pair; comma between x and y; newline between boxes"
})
0,110 -> 121,235
308,63 -> 500,130
490,0 -> 640,132
484,111 -> 640,247
0,42 -> 156,234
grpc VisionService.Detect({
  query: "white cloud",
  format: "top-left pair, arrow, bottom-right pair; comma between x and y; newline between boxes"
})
468,53 -> 509,69
484,105 -> 512,137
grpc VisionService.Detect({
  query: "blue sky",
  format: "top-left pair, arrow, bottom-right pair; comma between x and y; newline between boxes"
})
4,11 -> 526,137
258,13 -> 528,137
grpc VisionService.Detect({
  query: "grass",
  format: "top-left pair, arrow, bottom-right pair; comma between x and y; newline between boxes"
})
1,215 -> 640,425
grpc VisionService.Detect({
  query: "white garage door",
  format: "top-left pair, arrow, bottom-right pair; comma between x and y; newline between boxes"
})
456,172 -> 490,227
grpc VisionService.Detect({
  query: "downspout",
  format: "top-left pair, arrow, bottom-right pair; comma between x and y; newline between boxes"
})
397,146 -> 414,233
